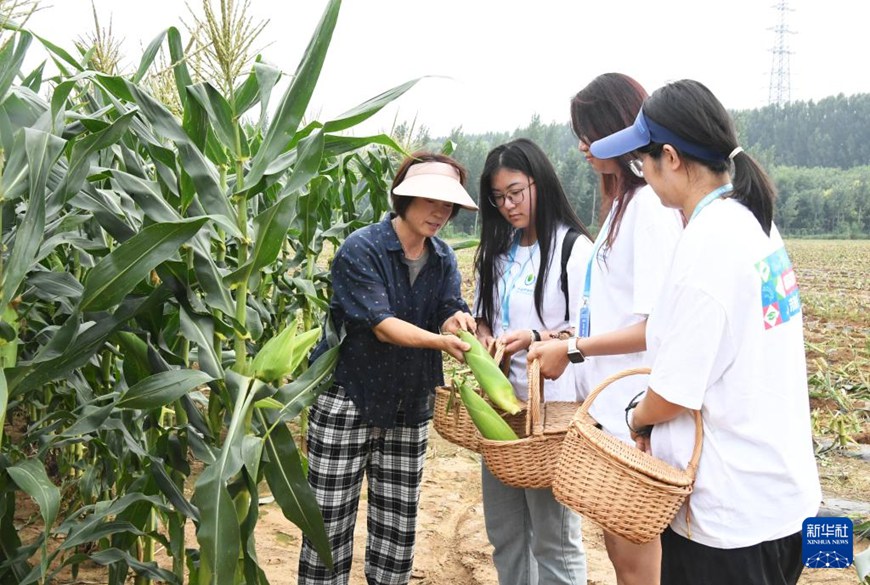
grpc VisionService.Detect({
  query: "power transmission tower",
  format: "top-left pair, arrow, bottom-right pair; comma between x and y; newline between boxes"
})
768,0 -> 794,105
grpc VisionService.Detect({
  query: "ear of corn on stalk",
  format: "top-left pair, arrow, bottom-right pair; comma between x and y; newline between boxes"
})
458,380 -> 519,441
457,330 -> 522,415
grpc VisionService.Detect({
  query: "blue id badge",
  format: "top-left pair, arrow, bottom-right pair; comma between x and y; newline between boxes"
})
578,304 -> 590,338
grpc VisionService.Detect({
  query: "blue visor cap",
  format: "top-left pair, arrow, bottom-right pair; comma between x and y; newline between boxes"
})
590,109 -> 725,162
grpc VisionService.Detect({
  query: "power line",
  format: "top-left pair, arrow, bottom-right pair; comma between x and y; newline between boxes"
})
768,0 -> 794,106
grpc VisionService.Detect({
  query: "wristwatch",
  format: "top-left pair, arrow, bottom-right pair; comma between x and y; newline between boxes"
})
567,338 -> 586,364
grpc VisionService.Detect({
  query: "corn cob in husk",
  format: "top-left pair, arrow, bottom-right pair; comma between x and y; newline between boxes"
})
457,330 -> 522,415
458,380 -> 519,441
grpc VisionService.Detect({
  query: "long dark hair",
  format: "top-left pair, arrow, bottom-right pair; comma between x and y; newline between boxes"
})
474,138 -> 591,328
641,80 -> 776,234
570,73 -> 648,250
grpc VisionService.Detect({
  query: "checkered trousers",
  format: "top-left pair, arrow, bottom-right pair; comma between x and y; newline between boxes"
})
297,386 -> 430,585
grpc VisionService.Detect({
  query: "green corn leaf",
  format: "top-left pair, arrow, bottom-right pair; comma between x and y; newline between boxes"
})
61,402 -> 115,437
323,79 -> 420,133
148,459 -> 200,522
0,32 -> 32,104
133,29 -> 167,83
240,62 -> 281,121
323,133 -> 406,158
178,304 -> 224,379
32,33 -> 85,73
3,129 -> 65,308
0,131 -> 29,201
123,81 -> 238,231
117,369 -> 214,410
80,217 -> 208,312
261,414 -> 333,570
8,292 -> 165,396
193,371 -> 260,584
50,111 -> 137,211
49,79 -> 76,122
88,548 -> 179,584
186,83 -> 239,156
167,27 -> 192,109
20,60 -> 44,93
224,129 -> 325,285
6,458 -> 60,545
27,271 -> 84,299
243,0 -> 340,189
61,521 -> 144,551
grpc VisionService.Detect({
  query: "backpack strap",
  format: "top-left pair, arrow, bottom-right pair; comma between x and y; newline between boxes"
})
560,228 -> 580,322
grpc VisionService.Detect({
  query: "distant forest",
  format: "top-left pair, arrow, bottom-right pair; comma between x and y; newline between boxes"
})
411,93 -> 870,238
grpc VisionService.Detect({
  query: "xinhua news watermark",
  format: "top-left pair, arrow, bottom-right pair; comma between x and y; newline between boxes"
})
802,517 -> 853,569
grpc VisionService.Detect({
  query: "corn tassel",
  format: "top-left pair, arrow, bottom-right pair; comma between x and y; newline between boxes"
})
457,331 -> 522,415
459,381 -> 519,441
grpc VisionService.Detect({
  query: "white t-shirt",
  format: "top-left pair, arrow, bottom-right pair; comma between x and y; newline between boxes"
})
646,198 -> 821,548
580,185 -> 684,442
477,224 -> 593,402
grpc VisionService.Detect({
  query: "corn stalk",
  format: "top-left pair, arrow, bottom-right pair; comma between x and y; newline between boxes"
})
0,0 -> 418,583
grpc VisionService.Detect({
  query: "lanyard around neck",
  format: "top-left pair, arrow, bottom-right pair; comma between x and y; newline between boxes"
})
576,208 -> 614,338
499,232 -> 539,332
689,183 -> 733,222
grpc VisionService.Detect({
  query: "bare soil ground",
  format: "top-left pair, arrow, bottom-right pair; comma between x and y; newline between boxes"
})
239,429 -> 869,585
13,419 -> 869,585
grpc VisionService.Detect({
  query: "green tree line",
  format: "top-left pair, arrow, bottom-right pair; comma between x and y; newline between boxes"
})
423,94 -> 870,238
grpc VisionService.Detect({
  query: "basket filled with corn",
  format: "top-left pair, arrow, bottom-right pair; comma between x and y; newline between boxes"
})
478,358 -> 579,489
434,337 -> 523,452
552,367 -> 702,544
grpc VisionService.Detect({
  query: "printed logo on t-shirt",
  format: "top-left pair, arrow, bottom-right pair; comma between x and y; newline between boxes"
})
524,273 -> 536,286
757,246 -> 801,330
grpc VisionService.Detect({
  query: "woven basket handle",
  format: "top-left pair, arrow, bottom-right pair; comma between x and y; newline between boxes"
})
487,339 -> 511,377
575,367 -> 704,480
527,359 -> 544,437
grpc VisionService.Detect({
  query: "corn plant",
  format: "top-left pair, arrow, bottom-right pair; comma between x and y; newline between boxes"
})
0,1 -> 418,583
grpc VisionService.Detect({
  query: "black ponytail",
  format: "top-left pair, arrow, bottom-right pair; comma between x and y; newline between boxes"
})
643,80 -> 777,235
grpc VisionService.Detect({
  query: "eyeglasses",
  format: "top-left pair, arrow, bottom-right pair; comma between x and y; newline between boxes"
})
628,158 -> 644,178
489,182 -> 533,208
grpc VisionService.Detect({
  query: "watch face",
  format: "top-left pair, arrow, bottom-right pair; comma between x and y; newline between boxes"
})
567,339 -> 584,363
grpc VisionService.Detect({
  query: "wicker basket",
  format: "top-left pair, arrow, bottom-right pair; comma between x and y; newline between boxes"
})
433,342 -> 521,452
552,367 -> 703,544
479,359 -> 580,489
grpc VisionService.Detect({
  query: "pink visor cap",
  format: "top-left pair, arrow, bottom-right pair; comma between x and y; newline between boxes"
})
392,162 -> 478,211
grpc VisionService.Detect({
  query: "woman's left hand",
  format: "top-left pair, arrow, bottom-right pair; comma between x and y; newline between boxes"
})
441,311 -> 477,335
632,433 -> 652,454
527,338 -> 570,380
498,329 -> 533,355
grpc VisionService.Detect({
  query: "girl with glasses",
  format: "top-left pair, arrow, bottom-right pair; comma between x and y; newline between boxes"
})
473,138 -> 593,585
529,72 -> 684,585
591,79 -> 820,585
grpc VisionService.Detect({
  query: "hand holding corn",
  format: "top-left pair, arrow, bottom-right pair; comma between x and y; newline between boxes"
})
440,310 -> 477,335
457,330 -> 523,415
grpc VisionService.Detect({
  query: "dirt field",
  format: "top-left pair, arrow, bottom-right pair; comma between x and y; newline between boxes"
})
243,428 -> 869,585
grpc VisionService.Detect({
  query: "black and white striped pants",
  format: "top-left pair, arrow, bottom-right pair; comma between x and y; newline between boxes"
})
297,386 -> 429,585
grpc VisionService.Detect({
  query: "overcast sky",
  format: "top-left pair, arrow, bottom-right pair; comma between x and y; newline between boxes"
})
25,1 -> 865,138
